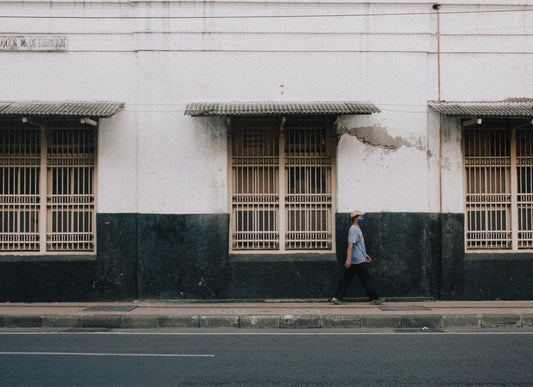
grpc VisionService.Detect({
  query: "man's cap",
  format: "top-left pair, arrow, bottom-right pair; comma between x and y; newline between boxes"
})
350,210 -> 365,218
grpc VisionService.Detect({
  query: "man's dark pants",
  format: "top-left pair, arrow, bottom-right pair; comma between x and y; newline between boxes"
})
334,262 -> 379,301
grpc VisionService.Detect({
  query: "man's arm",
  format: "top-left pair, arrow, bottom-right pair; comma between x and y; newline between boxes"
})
345,242 -> 353,268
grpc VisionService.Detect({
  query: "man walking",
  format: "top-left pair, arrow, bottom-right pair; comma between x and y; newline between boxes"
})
331,210 -> 385,305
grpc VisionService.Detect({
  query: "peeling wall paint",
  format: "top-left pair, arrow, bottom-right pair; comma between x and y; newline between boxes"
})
337,123 -> 425,153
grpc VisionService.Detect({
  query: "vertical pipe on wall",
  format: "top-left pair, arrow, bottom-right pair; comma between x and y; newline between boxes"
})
433,3 -> 442,214
435,4 -> 441,102
433,3 -> 444,299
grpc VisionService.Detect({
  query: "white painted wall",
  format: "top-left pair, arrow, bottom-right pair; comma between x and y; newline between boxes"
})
0,0 -> 531,215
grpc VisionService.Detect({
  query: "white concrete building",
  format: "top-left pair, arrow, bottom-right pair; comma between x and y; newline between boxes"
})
0,0 -> 531,301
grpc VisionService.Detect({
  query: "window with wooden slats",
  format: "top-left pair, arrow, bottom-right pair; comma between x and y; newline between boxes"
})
0,121 -> 40,251
464,123 -> 533,251
0,120 -> 96,254
230,116 -> 335,253
517,128 -> 533,249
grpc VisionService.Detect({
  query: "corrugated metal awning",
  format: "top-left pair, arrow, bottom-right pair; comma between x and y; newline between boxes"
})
0,101 -> 124,118
428,99 -> 533,117
184,101 -> 380,117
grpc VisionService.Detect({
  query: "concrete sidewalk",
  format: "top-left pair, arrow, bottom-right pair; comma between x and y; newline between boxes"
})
1,300 -> 532,330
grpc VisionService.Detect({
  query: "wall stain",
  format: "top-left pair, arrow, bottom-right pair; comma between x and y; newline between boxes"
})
338,124 -> 425,153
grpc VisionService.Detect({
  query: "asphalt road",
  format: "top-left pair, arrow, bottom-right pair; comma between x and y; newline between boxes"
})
1,330 -> 532,386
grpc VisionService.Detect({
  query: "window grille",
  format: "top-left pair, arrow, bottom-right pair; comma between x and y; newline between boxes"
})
0,121 -> 40,251
517,128 -> 533,248
230,116 -> 334,252
464,123 -> 533,251
0,120 -> 96,254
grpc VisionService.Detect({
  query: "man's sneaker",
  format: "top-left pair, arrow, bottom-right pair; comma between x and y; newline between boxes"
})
370,297 -> 386,305
330,298 -> 345,305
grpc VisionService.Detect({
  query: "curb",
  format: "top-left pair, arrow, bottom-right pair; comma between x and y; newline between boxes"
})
1,313 -> 532,329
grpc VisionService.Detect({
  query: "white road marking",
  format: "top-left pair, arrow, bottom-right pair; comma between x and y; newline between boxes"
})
0,352 -> 214,358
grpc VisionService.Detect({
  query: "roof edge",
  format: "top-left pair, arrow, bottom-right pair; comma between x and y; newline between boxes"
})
0,100 -> 125,118
428,99 -> 533,117
184,101 -> 380,117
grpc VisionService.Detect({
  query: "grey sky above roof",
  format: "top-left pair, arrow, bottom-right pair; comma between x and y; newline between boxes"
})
0,101 -> 125,117
428,99 -> 533,117
184,101 -> 380,116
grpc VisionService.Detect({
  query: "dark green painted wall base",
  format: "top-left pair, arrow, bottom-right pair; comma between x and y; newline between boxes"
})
0,260 -> 96,302
1,212 -> 532,301
136,214 -> 229,299
95,213 -> 139,300
223,260 -> 337,299
464,255 -> 533,300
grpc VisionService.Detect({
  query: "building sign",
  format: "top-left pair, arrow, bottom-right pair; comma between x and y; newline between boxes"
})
0,35 -> 67,51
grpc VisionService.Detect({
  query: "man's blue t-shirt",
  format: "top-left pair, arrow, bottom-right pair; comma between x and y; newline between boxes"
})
348,225 -> 366,264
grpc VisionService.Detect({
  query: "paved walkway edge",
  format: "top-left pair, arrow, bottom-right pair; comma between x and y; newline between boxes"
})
1,313 -> 532,329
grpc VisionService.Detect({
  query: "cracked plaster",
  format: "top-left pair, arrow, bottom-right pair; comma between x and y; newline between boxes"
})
337,124 -> 425,153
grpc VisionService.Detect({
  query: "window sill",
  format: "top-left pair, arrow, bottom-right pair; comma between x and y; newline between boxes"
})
229,253 -> 337,263
0,255 -> 96,263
